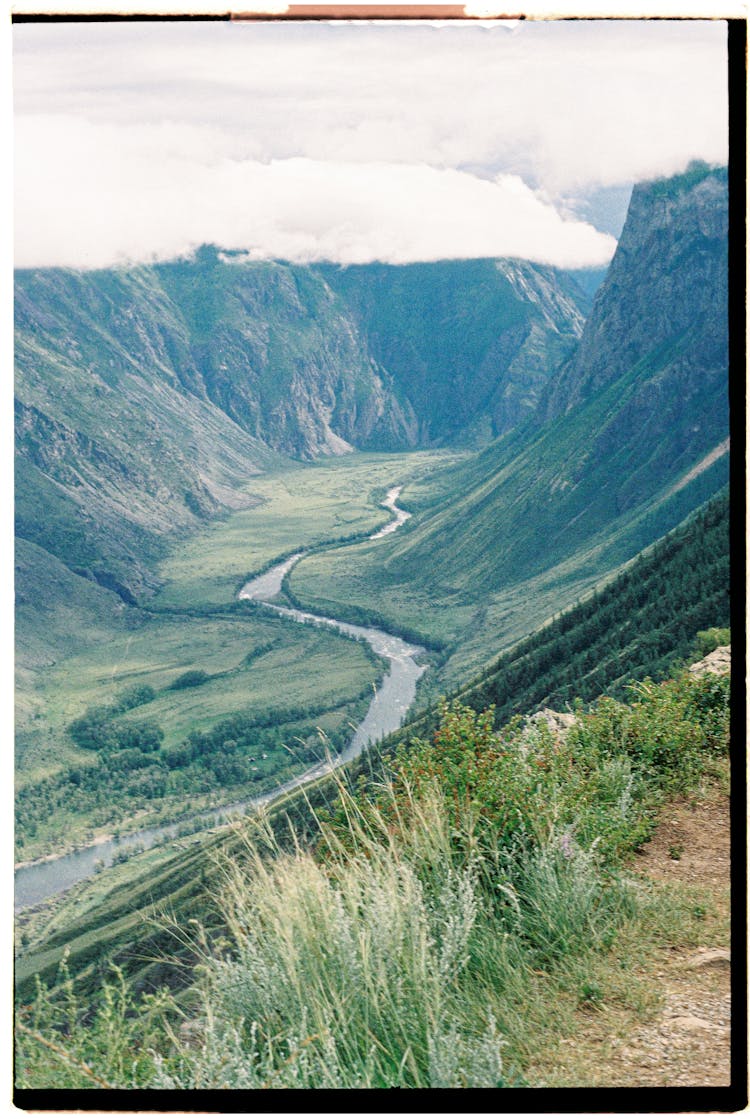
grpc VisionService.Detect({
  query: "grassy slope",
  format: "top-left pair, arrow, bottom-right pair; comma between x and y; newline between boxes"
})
15,268 -> 283,598
15,491 -> 731,1004
400,490 -> 730,741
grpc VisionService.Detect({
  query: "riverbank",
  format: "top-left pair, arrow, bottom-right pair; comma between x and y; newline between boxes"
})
16,486 -> 425,911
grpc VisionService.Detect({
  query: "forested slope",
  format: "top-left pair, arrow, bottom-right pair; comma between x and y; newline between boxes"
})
445,489 -> 729,728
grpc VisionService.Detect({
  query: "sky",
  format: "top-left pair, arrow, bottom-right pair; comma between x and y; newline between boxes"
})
13,18 -> 728,270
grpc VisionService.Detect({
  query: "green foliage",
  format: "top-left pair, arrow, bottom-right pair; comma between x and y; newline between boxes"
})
339,660 -> 729,878
116,684 -> 157,710
350,720 -> 616,879
16,575 -> 388,858
16,696 -> 372,856
68,706 -> 163,754
568,670 -> 730,796
151,837 -> 506,1088
168,669 -> 210,691
15,955 -> 175,1089
504,841 -> 638,967
16,657 -> 730,1091
692,627 -> 731,659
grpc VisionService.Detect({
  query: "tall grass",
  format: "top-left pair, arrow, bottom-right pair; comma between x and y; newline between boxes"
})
152,791 -> 508,1088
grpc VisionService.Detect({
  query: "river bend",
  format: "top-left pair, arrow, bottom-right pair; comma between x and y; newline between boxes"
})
15,488 -> 423,911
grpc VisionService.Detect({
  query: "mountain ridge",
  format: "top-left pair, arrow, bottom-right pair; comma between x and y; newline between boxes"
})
287,165 -> 729,668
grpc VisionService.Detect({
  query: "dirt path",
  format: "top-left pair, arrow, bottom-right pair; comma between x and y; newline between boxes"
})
597,790 -> 731,1087
528,784 -> 732,1087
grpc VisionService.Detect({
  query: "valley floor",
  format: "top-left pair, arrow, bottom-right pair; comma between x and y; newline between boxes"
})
15,450 -> 459,862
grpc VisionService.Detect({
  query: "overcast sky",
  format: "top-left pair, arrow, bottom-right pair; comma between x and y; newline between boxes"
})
13,19 -> 728,270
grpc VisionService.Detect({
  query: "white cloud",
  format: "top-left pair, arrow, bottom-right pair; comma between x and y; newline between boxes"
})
15,115 -> 616,268
13,20 -> 727,268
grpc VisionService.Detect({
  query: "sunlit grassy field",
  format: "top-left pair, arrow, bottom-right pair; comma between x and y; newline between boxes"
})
29,611 -> 381,759
152,451 -> 460,610
16,596 -> 388,859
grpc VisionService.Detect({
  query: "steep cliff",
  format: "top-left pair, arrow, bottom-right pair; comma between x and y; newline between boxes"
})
314,258 -> 589,444
540,162 -> 728,427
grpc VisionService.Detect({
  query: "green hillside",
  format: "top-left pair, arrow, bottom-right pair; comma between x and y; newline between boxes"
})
401,489 -> 730,740
15,491 -> 730,1005
14,249 -> 592,627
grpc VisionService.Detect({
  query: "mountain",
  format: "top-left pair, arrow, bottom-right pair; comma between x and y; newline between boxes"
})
540,162 -> 728,423
152,248 -> 418,457
287,164 -> 729,665
14,250 -> 593,601
15,266 -> 286,600
16,163 -> 725,675
314,258 -> 590,444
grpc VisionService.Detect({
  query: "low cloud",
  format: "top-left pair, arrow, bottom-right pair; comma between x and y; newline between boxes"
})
15,116 -> 616,269
13,20 -> 726,268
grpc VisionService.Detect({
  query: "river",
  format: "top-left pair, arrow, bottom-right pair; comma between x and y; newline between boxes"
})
15,487 -> 423,912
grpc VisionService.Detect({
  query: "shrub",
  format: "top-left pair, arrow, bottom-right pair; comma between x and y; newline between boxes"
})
15,958 -> 174,1090
568,669 -> 730,795
692,627 -> 731,658
148,807 -> 508,1090
501,837 -> 638,966
115,685 -> 156,712
169,670 -> 210,691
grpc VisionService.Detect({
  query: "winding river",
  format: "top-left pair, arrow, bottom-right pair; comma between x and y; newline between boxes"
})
15,487 -> 423,912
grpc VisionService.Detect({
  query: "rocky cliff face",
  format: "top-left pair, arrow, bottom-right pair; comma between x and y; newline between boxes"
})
539,163 -> 729,524
152,252 -> 420,458
16,251 -> 590,469
315,258 -> 589,445
540,163 -> 728,423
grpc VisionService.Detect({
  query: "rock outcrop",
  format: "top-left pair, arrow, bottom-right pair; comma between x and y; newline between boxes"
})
688,646 -> 731,676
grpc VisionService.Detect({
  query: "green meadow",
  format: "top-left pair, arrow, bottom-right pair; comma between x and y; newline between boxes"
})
15,602 -> 385,860
152,450 -> 460,611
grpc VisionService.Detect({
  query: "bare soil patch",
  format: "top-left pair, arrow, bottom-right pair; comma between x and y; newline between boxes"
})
528,784 -> 732,1087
